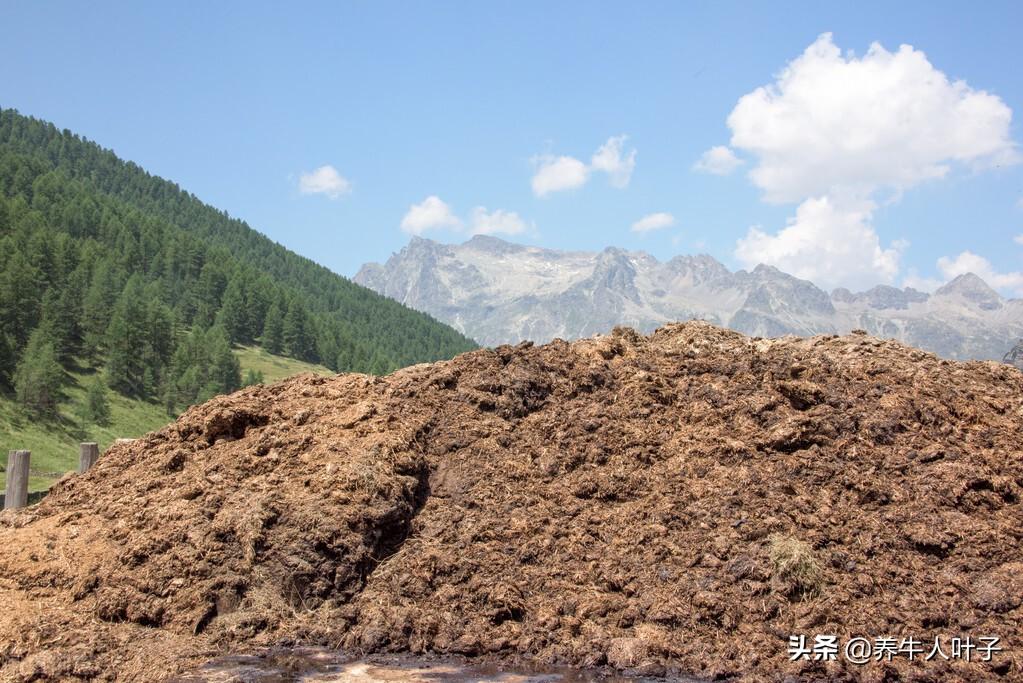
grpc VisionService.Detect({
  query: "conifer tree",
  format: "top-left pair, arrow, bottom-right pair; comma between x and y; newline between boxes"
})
14,328 -> 63,416
0,250 -> 43,349
243,368 -> 264,386
261,300 -> 285,354
193,261 -> 226,329
37,288 -> 78,365
104,311 -> 132,393
207,325 -> 242,395
218,277 -> 248,344
283,299 -> 316,362
77,374 -> 110,427
0,332 -> 16,389
104,276 -> 149,395
80,259 -> 122,360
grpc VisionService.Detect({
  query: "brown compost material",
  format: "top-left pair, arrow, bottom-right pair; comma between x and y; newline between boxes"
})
1,322 -> 1021,682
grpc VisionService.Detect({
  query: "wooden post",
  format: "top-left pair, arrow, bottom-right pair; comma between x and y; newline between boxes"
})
78,442 -> 99,474
4,450 -> 29,510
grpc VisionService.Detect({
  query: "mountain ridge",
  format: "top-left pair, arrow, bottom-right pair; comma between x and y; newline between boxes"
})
356,235 -> 1023,360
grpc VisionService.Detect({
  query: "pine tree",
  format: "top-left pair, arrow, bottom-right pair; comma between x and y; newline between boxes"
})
218,277 -> 248,343
14,328 -> 64,416
104,311 -> 132,393
244,278 -> 271,341
283,300 -> 316,362
37,288 -> 78,365
207,326 -> 242,395
77,374 -> 110,427
0,250 -> 43,349
141,298 -> 174,394
243,368 -> 264,387
164,330 -> 203,410
261,300 -> 285,354
193,261 -> 226,329
104,276 -> 148,395
0,332 -> 15,389
81,259 -> 121,360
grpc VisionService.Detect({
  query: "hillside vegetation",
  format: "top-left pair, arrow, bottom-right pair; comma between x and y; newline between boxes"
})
0,108 -> 475,410
0,346 -> 331,493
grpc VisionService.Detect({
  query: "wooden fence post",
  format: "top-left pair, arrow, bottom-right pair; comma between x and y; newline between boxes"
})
78,442 -> 99,474
4,450 -> 30,510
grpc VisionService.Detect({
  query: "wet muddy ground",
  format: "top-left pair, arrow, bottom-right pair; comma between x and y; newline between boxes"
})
168,649 -> 698,683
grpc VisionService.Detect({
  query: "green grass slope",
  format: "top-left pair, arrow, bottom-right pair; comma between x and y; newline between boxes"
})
1,346 -> 335,493
233,345 -> 332,383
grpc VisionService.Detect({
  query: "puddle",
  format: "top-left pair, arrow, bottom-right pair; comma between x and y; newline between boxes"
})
169,648 -> 702,682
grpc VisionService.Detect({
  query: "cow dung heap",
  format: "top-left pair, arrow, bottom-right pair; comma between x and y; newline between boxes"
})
1,322 -> 1021,683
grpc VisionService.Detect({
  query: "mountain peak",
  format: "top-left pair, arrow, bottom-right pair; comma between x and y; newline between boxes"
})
462,234 -> 524,255
402,235 -> 446,257
934,273 -> 1002,310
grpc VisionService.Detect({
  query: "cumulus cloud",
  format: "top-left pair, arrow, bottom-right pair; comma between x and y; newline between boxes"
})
711,33 -> 1019,289
591,135 -> 637,188
298,165 -> 352,199
735,196 -> 903,290
469,207 -> 531,236
693,146 -> 743,175
729,33 -> 1018,203
400,198 -> 533,237
936,251 -> 1023,294
906,234 -> 1023,295
400,195 -> 462,235
901,270 -> 945,293
531,135 -> 637,197
531,155 -> 590,197
631,212 -> 676,233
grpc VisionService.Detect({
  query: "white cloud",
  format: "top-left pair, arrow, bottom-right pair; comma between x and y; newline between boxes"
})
713,33 -> 1019,290
735,195 -> 903,291
901,270 -> 944,293
470,207 -> 531,236
728,33 -> 1018,203
298,165 -> 352,199
631,212 -> 676,233
693,146 -> 743,175
531,135 -> 637,196
531,155 -> 590,197
591,135 -> 637,188
400,199 -> 533,237
400,195 -> 462,235
1014,234 -> 1023,246
936,251 -> 1023,294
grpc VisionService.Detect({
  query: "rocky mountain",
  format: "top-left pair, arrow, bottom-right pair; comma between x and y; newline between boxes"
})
1002,339 -> 1023,370
355,235 -> 1023,360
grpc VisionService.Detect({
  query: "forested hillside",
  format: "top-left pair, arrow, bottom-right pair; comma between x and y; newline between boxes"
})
0,108 -> 477,417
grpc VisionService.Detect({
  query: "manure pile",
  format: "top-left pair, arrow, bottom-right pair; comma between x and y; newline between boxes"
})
1,323 -> 1021,682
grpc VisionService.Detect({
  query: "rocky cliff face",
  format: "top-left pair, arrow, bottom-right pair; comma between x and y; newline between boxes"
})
355,235 -> 1023,360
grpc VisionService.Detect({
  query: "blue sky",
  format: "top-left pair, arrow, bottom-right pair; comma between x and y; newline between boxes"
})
2,1 -> 1022,293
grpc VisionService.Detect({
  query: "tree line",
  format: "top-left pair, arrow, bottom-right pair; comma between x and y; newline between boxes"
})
0,108 -> 477,417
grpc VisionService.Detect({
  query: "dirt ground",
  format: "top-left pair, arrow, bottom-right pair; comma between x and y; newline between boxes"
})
1,322 -> 1021,682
